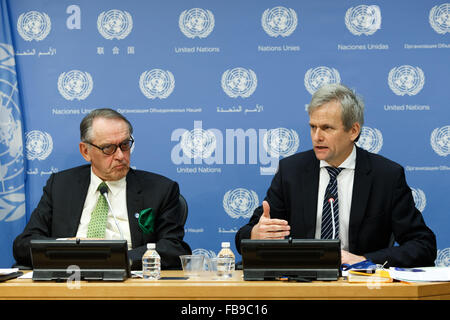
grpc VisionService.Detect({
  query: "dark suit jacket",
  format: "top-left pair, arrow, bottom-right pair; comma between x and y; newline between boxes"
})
13,165 -> 191,270
235,147 -> 436,267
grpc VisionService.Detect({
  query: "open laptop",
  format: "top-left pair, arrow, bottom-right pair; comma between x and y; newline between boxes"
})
30,239 -> 131,281
240,238 -> 341,281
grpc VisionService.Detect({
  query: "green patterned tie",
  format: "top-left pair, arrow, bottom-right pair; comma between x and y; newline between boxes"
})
87,182 -> 109,238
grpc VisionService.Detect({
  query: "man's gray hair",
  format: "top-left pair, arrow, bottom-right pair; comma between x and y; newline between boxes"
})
80,108 -> 133,142
307,83 -> 365,131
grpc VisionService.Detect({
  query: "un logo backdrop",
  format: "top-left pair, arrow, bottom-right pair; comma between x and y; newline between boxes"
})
0,3 -> 27,268
1,0 -> 448,267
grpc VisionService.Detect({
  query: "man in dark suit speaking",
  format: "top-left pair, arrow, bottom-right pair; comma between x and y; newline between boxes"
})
235,84 -> 436,267
13,108 -> 191,270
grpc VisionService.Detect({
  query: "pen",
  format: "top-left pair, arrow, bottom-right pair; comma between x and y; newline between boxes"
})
394,267 -> 424,272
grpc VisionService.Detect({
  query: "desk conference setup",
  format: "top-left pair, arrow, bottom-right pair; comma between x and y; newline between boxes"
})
1,238 -> 449,300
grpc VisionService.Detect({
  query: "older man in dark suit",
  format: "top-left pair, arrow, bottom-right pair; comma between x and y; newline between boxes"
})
13,108 -> 191,269
235,84 -> 436,267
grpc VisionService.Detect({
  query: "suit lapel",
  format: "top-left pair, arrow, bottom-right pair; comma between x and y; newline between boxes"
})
126,169 -> 144,248
68,166 -> 90,236
348,147 -> 373,252
301,154 -> 320,238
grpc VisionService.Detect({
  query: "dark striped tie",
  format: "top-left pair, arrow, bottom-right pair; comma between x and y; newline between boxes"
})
321,167 -> 343,240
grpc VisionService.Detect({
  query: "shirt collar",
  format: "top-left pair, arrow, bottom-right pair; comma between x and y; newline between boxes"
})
90,169 -> 126,196
320,144 -> 356,170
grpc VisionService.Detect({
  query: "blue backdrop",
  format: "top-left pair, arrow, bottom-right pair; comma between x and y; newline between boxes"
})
0,0 -> 449,267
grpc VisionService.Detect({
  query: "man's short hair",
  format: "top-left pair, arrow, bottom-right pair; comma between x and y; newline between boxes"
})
307,83 -> 365,131
80,108 -> 133,142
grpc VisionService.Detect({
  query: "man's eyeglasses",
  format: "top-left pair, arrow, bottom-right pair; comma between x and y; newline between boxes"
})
85,137 -> 134,155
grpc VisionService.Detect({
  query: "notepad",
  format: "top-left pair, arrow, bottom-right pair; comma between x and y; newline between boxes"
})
347,269 -> 392,283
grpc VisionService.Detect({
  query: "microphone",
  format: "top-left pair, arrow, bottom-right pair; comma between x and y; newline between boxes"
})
99,185 -> 124,240
327,193 -> 337,239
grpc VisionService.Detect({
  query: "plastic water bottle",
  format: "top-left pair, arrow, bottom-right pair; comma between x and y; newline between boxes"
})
217,242 -> 235,278
142,243 -> 161,280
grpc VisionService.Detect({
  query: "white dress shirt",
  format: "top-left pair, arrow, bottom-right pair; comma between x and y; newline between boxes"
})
76,170 -> 132,249
315,145 -> 356,250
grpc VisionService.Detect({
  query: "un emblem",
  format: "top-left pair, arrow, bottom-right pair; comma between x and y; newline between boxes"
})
179,8 -> 215,38
139,69 -> 175,99
97,9 -> 133,40
223,188 -> 259,219
388,65 -> 425,96
263,128 -> 299,158
180,128 -> 216,159
261,6 -> 298,37
429,4 -> 450,34
345,5 -> 381,36
304,66 -> 341,95
221,67 -> 257,98
57,70 -> 93,101
25,130 -> 53,161
435,248 -> 450,267
411,188 -> 426,213
0,43 -> 25,222
430,126 -> 450,157
192,248 -> 216,259
356,127 -> 383,154
17,11 -> 51,41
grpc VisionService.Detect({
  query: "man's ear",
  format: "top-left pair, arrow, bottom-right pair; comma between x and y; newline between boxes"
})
350,122 -> 361,142
79,142 -> 91,162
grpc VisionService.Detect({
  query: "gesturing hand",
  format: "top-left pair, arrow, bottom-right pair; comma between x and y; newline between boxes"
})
250,201 -> 291,240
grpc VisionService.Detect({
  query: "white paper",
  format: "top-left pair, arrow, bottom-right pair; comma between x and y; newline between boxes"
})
0,268 -> 19,275
389,267 -> 450,282
131,271 -> 143,278
19,271 -> 33,279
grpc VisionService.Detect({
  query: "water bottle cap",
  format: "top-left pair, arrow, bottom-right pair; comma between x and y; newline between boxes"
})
147,243 -> 156,249
221,242 -> 230,248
